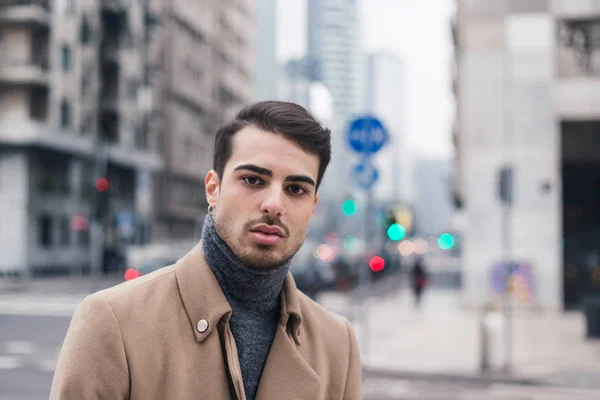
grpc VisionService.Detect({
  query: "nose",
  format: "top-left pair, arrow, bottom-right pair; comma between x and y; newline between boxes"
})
260,187 -> 286,217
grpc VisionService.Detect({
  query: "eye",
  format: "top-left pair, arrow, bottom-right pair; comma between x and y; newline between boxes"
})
243,176 -> 263,186
288,185 -> 307,196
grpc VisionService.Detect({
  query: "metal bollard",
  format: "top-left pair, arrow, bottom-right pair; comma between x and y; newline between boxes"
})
480,302 -> 504,372
480,304 -> 491,372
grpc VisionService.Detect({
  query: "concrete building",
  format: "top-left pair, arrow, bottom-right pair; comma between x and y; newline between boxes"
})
255,0 -> 277,101
306,0 -> 361,237
0,0 -> 163,275
452,0 -> 600,310
413,158 -> 453,236
360,52 -> 412,205
278,57 -> 310,109
152,0 -> 255,241
307,0 -> 360,121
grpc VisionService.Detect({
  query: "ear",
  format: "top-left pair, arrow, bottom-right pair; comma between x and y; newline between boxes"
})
312,192 -> 320,215
205,170 -> 220,208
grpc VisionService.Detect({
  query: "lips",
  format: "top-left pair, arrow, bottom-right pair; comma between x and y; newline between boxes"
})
250,224 -> 285,237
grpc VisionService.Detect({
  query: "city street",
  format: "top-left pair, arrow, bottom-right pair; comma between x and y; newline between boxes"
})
0,315 -> 69,400
0,276 -> 119,399
2,273 -> 600,399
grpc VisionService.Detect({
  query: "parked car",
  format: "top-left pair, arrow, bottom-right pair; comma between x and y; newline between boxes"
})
290,240 -> 337,298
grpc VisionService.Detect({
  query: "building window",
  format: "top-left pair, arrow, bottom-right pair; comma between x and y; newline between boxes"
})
38,214 -> 53,248
78,229 -> 89,247
60,99 -> 71,128
66,0 -> 76,14
80,15 -> 92,45
61,44 -> 71,71
60,216 -> 70,246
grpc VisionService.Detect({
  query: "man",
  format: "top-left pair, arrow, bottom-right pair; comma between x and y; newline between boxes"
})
50,101 -> 362,399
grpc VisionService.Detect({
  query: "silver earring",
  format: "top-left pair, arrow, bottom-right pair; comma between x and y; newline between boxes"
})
280,207 -> 286,215
207,205 -> 213,215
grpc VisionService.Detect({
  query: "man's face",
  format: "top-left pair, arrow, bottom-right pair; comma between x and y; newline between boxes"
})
205,126 -> 320,270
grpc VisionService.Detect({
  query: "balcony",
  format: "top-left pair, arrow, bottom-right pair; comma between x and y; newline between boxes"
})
0,57 -> 49,86
100,39 -> 120,62
101,0 -> 128,12
557,18 -> 600,78
100,88 -> 119,112
0,0 -> 50,26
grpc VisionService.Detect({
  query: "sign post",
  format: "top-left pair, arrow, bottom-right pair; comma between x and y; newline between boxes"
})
498,165 -> 514,373
346,115 -> 389,371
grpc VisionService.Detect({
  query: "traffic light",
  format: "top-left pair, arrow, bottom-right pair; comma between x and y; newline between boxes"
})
95,177 -> 109,192
369,256 -> 385,272
438,233 -> 455,250
341,198 -> 358,216
94,176 -> 110,220
387,223 -> 406,241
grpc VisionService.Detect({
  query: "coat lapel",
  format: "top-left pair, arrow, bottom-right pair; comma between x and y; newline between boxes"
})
255,325 -> 321,400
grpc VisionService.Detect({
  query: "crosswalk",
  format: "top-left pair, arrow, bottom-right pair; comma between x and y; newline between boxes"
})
0,341 -> 60,373
363,378 -> 600,400
0,293 -> 86,317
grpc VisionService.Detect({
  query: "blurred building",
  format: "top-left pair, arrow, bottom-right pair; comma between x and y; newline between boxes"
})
0,0 -> 163,275
278,57 -> 310,108
413,158 -> 453,236
0,0 -> 255,275
307,0 -> 360,120
306,0 -> 361,236
255,0 -> 277,101
152,0 -> 254,241
453,0 -> 600,310
360,52 -> 412,205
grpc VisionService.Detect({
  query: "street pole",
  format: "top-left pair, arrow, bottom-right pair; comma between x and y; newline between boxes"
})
360,176 -> 373,373
502,0 -> 514,370
502,201 -> 512,373
89,147 -> 107,294
500,166 -> 513,373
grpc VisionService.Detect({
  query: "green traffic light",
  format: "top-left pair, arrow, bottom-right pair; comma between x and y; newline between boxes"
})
341,199 -> 358,216
438,233 -> 454,250
343,235 -> 359,251
387,223 -> 406,241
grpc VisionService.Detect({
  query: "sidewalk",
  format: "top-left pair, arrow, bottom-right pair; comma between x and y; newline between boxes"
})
318,287 -> 600,390
0,274 -> 122,296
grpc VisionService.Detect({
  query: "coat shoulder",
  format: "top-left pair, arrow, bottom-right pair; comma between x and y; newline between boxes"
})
298,291 -> 348,327
90,264 -> 178,310
295,290 -> 354,346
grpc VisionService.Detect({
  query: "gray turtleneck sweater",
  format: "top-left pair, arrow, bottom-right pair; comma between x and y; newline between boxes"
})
201,215 -> 290,400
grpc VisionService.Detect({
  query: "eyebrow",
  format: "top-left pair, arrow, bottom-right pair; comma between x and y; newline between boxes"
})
234,164 -> 272,177
233,164 -> 316,187
285,175 -> 316,187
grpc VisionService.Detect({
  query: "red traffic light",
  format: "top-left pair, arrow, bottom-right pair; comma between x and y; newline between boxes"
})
369,256 -> 385,272
95,177 -> 109,192
70,214 -> 88,232
124,268 -> 141,281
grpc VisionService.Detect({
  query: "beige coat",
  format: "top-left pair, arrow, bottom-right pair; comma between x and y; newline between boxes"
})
50,242 -> 362,399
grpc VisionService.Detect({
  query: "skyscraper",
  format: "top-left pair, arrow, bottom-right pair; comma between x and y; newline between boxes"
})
306,0 -> 361,233
255,0 -> 277,101
361,52 -> 411,204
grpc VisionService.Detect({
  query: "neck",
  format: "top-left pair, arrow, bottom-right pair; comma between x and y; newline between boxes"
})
201,214 -> 290,307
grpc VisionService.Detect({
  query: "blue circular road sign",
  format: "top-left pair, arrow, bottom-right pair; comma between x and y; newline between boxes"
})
347,116 -> 389,154
352,161 -> 379,190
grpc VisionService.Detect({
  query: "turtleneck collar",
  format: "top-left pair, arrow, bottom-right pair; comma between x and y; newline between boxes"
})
201,214 -> 291,308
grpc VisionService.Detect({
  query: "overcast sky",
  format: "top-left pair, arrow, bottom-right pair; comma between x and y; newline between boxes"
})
276,0 -> 455,158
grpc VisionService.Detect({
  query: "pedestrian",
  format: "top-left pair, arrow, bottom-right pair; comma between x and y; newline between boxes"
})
50,101 -> 362,399
411,256 -> 429,308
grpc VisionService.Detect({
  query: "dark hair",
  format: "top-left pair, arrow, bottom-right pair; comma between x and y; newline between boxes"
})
213,101 -> 332,190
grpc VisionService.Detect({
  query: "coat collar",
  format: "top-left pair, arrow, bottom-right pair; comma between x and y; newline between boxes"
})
174,241 -> 304,343
175,242 -> 320,399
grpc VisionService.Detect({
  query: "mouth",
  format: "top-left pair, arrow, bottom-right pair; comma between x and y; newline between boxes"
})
249,224 -> 286,245
250,224 -> 285,237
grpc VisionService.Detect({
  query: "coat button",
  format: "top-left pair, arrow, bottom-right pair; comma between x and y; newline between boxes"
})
197,319 -> 209,333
